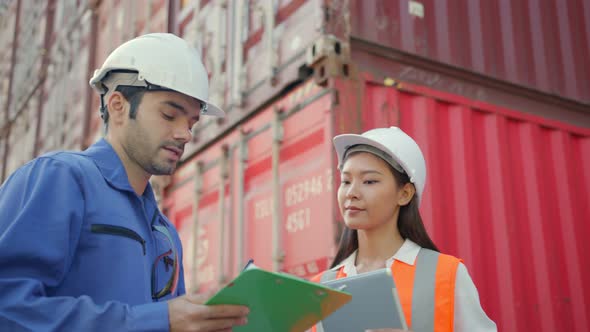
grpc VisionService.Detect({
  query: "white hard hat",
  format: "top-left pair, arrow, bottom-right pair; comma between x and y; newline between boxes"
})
89,33 -> 223,117
333,126 -> 427,206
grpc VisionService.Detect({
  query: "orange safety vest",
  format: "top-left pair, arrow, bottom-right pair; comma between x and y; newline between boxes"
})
312,248 -> 462,332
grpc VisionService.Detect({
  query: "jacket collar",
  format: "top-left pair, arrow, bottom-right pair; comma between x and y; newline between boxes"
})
330,238 -> 422,276
82,138 -> 156,202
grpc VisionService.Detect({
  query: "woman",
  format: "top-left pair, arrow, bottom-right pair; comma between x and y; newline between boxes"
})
314,127 -> 496,332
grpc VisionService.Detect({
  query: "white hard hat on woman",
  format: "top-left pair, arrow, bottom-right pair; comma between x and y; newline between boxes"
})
333,126 -> 427,205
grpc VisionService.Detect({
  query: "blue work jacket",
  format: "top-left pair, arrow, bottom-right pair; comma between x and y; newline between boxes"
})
0,139 -> 186,331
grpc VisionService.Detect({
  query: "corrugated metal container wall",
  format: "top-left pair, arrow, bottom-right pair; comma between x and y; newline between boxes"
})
165,81 -> 334,292
175,0 -> 228,150
10,0 -> 47,121
240,0 -> 323,106
330,75 -> 590,332
146,0 -> 170,34
349,0 -> 590,104
88,0 -> 133,146
132,0 -> 162,35
166,72 -> 589,330
41,52 -> 66,153
39,1 -> 91,154
86,0 -> 170,146
61,11 -> 91,151
1,0 -> 50,178
0,1 -> 585,330
4,89 -> 40,176
176,0 -> 344,159
0,1 -> 16,131
93,0 -> 169,71
96,0 -> 135,53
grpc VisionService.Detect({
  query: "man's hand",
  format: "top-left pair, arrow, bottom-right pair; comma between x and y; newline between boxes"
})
168,292 -> 249,332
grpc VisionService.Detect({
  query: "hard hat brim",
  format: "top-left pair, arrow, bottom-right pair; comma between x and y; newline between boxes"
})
89,68 -> 225,117
202,101 -> 224,117
333,127 -> 426,207
333,134 -> 403,170
333,133 -> 416,185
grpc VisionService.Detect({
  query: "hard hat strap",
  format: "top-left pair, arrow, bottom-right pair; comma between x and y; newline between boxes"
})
99,94 -> 107,120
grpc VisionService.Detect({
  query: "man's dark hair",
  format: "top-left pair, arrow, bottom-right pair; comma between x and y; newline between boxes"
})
102,86 -> 146,131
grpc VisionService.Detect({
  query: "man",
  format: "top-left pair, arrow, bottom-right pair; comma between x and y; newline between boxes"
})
0,33 -> 249,331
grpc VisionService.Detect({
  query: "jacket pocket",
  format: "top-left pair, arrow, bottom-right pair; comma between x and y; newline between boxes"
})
91,224 -> 146,255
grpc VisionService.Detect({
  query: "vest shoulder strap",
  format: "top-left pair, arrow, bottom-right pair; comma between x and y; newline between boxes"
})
411,249 -> 462,332
411,248 -> 440,332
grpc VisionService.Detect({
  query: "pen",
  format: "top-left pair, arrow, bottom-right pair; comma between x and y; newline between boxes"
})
242,258 -> 254,272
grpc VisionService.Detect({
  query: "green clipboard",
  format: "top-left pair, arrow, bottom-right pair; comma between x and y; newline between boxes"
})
205,267 -> 352,332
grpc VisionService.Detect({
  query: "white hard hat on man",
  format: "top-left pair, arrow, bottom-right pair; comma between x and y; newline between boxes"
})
89,33 -> 224,118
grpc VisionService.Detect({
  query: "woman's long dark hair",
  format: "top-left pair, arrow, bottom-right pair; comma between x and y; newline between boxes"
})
330,158 -> 439,268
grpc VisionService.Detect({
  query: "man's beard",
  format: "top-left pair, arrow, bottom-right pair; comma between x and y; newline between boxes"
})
124,120 -> 184,176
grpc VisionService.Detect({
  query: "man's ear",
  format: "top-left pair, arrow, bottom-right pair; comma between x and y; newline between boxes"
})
106,91 -> 128,126
398,183 -> 416,206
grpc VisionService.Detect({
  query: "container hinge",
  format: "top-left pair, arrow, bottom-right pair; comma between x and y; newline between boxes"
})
306,35 -> 355,87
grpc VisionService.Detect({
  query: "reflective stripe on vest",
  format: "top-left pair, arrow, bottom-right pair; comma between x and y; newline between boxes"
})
318,248 -> 460,332
411,248 -> 439,332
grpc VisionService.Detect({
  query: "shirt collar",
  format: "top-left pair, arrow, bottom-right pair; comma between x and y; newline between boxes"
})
83,138 -> 154,197
330,238 -> 422,276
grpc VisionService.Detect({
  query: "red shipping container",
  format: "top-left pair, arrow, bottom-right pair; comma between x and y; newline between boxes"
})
10,0 -> 48,121
4,88 -> 40,176
0,0 -> 17,130
349,0 -> 590,104
165,74 -> 590,331
0,1 -> 586,330
334,74 -> 590,332
84,0 -> 170,147
39,6 -> 92,154
174,0 -> 348,161
166,80 -> 334,290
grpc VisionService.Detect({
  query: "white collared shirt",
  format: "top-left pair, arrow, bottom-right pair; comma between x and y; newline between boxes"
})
331,239 -> 497,332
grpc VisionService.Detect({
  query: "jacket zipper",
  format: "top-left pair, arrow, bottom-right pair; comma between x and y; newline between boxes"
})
91,224 -> 146,255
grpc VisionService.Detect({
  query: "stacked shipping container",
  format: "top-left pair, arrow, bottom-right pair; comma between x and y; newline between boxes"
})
165,80 -> 333,291
0,1 -> 16,130
0,0 -> 17,178
168,72 -> 590,332
341,77 -> 590,332
0,1 -> 588,331
350,0 -> 590,105
39,0 -> 92,154
1,0 -> 48,177
87,0 -> 171,146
